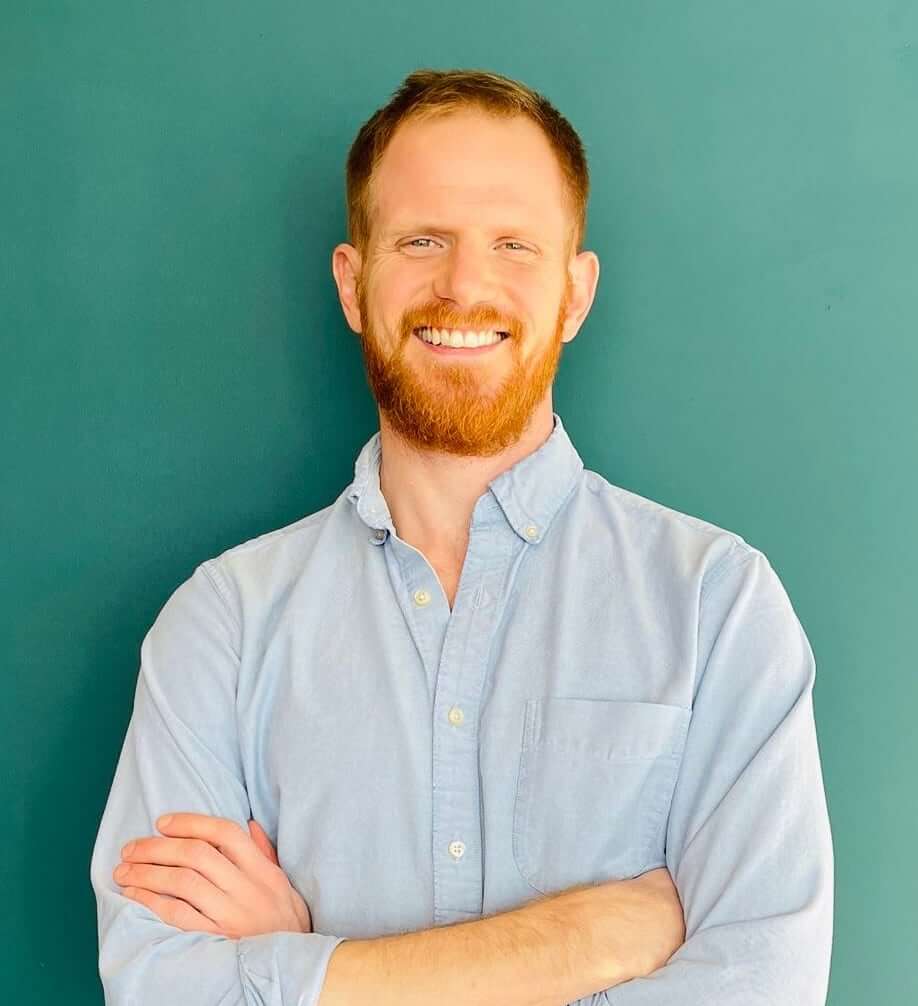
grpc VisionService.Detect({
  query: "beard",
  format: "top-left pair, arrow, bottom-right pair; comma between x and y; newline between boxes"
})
354,274 -> 572,458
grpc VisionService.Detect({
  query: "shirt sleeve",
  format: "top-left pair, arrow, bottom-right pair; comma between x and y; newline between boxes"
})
89,561 -> 348,1005
585,548 -> 835,1005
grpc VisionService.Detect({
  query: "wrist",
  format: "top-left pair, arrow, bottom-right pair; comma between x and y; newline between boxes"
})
548,880 -> 634,989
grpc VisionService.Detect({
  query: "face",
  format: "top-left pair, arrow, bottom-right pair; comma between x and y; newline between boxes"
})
334,109 -> 598,457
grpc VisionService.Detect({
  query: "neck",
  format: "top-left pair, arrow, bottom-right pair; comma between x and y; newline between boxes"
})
377,399 -> 555,562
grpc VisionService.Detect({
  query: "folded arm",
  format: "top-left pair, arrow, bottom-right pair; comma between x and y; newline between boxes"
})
90,563 -> 346,1004
91,561 -> 676,1006
317,868 -> 685,1006
575,549 -> 835,1005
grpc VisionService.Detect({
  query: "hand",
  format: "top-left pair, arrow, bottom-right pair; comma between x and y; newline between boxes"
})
112,813 -> 312,940
586,867 -> 686,986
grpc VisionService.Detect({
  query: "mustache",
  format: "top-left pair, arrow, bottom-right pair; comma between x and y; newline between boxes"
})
405,317 -> 517,337
403,300 -> 516,334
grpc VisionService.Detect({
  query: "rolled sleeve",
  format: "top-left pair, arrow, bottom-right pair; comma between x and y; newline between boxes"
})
89,561 -> 346,1005
589,549 -> 834,1004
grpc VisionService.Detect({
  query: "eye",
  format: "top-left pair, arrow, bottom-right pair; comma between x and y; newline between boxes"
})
401,237 -> 533,253
501,241 -> 533,253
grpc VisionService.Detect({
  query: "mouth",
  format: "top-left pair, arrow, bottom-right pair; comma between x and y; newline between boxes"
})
412,326 -> 510,355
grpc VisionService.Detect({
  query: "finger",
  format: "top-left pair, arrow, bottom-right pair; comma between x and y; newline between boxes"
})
248,820 -> 279,865
120,837 -> 241,895
121,886 -> 223,935
117,863 -> 228,922
156,813 -> 266,877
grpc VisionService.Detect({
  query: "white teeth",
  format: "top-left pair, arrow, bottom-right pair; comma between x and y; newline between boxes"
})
416,327 -> 503,348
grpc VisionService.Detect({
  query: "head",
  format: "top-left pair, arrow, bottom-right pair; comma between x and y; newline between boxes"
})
332,68 -> 600,457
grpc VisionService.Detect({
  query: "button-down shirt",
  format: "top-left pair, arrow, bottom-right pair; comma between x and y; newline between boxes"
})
90,411 -> 834,1004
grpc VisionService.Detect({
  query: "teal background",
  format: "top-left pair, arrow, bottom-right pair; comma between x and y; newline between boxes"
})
3,1 -> 916,1001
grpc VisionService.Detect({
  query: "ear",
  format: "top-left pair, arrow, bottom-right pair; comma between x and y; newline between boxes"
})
331,242 -> 365,335
560,250 -> 600,345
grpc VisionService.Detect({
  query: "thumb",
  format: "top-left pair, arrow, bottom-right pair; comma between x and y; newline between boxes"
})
248,819 -> 280,865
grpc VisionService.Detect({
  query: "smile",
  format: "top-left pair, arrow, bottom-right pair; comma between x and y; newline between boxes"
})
413,326 -> 509,353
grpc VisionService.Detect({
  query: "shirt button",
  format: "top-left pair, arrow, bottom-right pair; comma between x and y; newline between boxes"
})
447,706 -> 464,725
448,840 -> 466,859
372,529 -> 386,541
413,588 -> 431,606
524,524 -> 538,539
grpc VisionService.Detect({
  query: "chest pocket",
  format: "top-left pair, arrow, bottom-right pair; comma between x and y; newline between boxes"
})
512,697 -> 691,896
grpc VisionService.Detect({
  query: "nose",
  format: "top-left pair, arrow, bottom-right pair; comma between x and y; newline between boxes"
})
432,240 -> 500,317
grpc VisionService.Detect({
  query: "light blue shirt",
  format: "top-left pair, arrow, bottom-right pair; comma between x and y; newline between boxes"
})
90,412 -> 834,1004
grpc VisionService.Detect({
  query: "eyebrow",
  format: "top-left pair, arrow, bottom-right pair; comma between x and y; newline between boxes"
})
381,222 -> 543,241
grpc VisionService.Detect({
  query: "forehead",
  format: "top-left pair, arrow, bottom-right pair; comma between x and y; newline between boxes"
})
371,110 -> 569,238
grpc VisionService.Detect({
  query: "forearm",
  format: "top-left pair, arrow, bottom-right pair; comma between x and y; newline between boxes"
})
317,882 -> 628,1006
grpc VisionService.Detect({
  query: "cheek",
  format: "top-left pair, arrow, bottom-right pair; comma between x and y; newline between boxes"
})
509,271 -> 556,314
369,274 -> 419,333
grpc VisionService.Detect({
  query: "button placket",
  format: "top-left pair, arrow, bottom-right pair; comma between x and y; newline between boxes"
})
426,520 -> 522,923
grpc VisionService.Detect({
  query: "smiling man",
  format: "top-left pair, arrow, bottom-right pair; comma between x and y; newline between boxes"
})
340,104 -> 591,610
91,69 -> 834,1006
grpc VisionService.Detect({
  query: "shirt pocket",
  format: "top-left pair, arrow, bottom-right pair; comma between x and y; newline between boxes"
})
511,697 -> 691,895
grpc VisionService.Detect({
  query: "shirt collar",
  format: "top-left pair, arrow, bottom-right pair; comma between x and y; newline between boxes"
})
345,412 -> 584,545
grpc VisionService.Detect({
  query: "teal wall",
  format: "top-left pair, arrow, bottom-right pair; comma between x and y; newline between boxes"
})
3,2 -> 916,1001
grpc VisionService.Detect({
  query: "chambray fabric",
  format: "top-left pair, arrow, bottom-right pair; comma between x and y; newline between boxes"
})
90,412 -> 834,1004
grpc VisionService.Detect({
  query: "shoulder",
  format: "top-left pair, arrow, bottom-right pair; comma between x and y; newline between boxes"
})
577,467 -> 762,588
195,492 -> 354,614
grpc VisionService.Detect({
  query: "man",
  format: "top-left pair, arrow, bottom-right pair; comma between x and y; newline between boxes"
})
91,69 -> 834,1005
